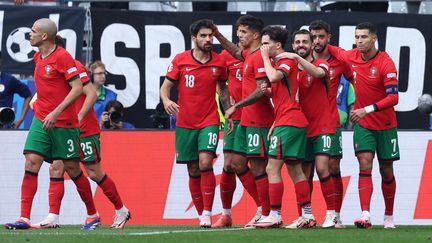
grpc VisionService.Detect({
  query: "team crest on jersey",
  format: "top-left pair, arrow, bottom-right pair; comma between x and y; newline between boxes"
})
329,68 -> 335,79
369,66 -> 377,78
305,74 -> 313,87
212,67 -> 217,76
45,65 -> 52,77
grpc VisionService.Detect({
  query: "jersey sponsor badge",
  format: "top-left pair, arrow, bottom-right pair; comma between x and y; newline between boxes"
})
67,67 -> 77,74
279,63 -> 290,72
387,72 -> 397,79
257,67 -> 265,73
79,72 -> 88,78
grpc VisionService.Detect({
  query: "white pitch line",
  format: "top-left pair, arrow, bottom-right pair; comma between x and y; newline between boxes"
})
129,227 -> 246,236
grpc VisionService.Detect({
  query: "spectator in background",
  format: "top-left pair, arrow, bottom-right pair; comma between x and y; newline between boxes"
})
337,75 -> 355,129
0,51 -> 32,128
89,61 -> 117,121
100,100 -> 135,130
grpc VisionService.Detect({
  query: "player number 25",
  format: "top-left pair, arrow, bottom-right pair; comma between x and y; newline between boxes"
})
80,142 -> 93,156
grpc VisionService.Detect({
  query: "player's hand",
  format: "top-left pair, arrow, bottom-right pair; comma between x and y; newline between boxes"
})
260,82 -> 271,97
164,100 -> 179,116
229,96 -> 236,106
101,111 -> 109,123
275,52 -> 298,62
210,23 -> 220,37
267,123 -> 275,141
226,119 -> 234,135
224,106 -> 236,120
350,108 -> 367,122
13,119 -> 24,129
260,45 -> 270,58
77,112 -> 84,124
43,111 -> 60,130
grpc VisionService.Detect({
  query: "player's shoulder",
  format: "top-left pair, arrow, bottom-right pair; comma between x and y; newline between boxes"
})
277,58 -> 296,68
314,58 -> 330,70
173,50 -> 192,62
377,51 -> 394,62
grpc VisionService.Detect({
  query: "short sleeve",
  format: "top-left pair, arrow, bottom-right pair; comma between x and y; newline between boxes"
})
276,58 -> 294,77
165,54 -> 181,82
57,50 -> 80,81
381,57 -> 398,87
254,52 -> 267,81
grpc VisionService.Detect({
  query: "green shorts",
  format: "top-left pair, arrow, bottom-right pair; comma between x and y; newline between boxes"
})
233,125 -> 270,158
79,134 -> 101,163
24,117 -> 80,162
305,134 -> 332,162
330,128 -> 343,158
223,120 -> 240,153
175,125 -> 219,163
268,126 -> 307,161
353,123 -> 400,161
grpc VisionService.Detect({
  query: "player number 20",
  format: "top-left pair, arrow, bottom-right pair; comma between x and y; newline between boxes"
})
80,142 -> 93,156
248,134 -> 260,147
185,74 -> 195,88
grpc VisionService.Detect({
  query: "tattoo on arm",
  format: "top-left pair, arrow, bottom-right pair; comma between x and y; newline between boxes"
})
235,79 -> 266,108
215,34 -> 244,61
218,82 -> 231,112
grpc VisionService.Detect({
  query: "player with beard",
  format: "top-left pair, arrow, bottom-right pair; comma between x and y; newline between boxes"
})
160,19 -> 230,227
327,22 -> 399,229
278,29 -> 337,229
309,20 -> 352,228
211,15 -> 274,228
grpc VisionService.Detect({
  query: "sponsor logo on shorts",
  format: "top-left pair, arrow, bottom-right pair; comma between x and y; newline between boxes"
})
66,153 -> 74,158
391,152 -> 399,157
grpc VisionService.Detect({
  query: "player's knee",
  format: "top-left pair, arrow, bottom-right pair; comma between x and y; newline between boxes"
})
187,162 -> 200,176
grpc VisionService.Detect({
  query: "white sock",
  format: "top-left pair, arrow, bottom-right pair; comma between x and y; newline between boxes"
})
257,206 -> 262,214
87,213 -> 98,218
362,210 -> 370,218
222,209 -> 231,216
116,206 -> 128,216
326,210 -> 336,215
47,213 -> 59,222
270,210 -> 280,218
202,210 -> 212,216
302,206 -> 313,219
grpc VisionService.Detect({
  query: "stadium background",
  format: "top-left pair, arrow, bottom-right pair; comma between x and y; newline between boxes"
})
1,2 -> 432,226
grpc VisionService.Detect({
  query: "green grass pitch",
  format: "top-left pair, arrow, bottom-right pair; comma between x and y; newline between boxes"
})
1,225 -> 432,243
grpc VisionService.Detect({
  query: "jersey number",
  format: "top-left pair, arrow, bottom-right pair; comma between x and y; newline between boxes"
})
235,68 -> 242,81
208,132 -> 217,146
80,142 -> 94,156
248,134 -> 260,147
322,135 -> 332,149
270,136 -> 278,150
67,139 -> 74,152
185,74 -> 195,88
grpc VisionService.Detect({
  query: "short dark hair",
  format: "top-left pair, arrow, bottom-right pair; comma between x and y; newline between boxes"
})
236,15 -> 264,34
356,22 -> 377,35
105,100 -> 124,114
261,26 -> 289,48
189,19 -> 214,37
309,19 -> 331,34
292,29 -> 313,43
55,35 -> 65,48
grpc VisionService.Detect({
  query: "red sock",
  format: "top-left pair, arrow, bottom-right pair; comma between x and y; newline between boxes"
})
331,173 -> 344,213
255,174 -> 270,216
358,170 -> 373,211
295,180 -> 311,216
49,178 -> 64,215
320,175 -> 335,210
200,169 -> 216,212
189,174 -> 203,215
237,167 -> 260,206
21,171 -> 38,219
98,174 -> 124,210
308,171 -> 314,197
72,171 -> 97,215
220,169 -> 236,209
269,182 -> 283,211
381,175 -> 396,216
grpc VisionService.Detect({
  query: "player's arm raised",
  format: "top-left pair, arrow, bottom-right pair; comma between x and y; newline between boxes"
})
261,45 -> 283,83
160,78 -> 179,116
212,24 -> 244,61
43,77 -> 83,130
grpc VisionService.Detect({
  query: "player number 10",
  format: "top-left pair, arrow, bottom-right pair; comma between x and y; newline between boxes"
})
185,74 -> 195,88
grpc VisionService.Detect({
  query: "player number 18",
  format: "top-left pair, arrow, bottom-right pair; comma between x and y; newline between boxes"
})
185,74 -> 195,88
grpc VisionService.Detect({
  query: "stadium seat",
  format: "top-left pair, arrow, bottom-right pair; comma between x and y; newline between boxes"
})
274,1 -> 312,11
387,1 -> 408,13
419,0 -> 432,14
227,2 -> 262,12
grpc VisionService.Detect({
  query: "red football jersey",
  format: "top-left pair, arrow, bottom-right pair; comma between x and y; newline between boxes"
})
240,49 -> 274,127
165,50 -> 228,129
220,50 -> 243,121
272,58 -> 308,128
33,46 -> 80,128
328,45 -> 398,130
299,59 -> 335,137
74,60 -> 100,137
326,56 -> 352,128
